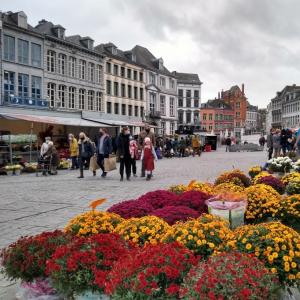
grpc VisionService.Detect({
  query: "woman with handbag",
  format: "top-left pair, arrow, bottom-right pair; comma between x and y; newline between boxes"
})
78,132 -> 94,179
117,126 -> 131,181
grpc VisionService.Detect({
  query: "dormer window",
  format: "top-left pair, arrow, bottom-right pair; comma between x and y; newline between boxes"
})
53,26 -> 65,39
112,47 -> 117,55
132,54 -> 136,62
12,11 -> 28,29
80,37 -> 94,50
158,58 -> 164,70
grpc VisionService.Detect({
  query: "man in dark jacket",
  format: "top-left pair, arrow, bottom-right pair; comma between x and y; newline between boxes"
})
78,132 -> 94,178
117,126 -> 131,181
94,128 -> 112,177
225,136 -> 232,152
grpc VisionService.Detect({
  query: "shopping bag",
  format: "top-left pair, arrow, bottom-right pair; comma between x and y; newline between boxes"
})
104,155 -> 117,172
89,155 -> 100,172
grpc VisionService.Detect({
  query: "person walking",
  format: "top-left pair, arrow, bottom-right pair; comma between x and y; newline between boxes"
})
267,129 -> 274,160
68,134 -> 79,169
117,126 -> 131,181
42,141 -> 59,175
179,137 -> 186,157
225,136 -> 232,152
259,135 -> 266,148
272,129 -> 281,158
192,135 -> 201,156
129,136 -> 138,177
78,132 -> 94,179
138,125 -> 156,177
141,137 -> 158,181
94,128 -> 112,178
280,129 -> 288,156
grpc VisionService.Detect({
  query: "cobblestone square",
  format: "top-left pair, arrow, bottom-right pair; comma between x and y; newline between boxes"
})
0,148 -> 266,298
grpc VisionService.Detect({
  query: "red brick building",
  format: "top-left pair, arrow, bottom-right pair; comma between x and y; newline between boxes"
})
200,99 -> 234,134
220,84 -> 247,137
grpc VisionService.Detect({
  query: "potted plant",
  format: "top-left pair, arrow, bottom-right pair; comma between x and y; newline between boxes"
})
206,192 -> 247,229
267,157 -> 293,176
4,165 -> 14,176
13,164 -> 22,175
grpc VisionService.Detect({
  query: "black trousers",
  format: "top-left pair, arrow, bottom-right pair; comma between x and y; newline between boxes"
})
79,156 -> 90,173
120,157 -> 131,178
131,158 -> 136,175
268,147 -> 273,160
97,154 -> 106,174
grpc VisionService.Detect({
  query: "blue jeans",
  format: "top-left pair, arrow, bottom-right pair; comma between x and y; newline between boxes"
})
71,156 -> 78,169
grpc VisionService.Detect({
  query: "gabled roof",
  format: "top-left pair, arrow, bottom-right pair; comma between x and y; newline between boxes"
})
173,72 -> 202,85
202,99 -> 233,110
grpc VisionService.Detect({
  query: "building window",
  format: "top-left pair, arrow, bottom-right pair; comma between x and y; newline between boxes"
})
107,101 -> 112,114
140,88 -> 144,100
31,76 -> 41,99
236,102 -> 240,109
169,78 -> 175,89
203,113 -> 207,121
88,90 -> 94,110
58,85 -> 66,108
134,87 -> 138,99
106,62 -> 111,73
236,112 -> 240,118
186,89 -> 191,98
114,82 -> 119,96
186,98 -> 191,107
194,111 -> 199,124
133,70 -> 137,80
58,53 -> 66,75
178,110 -> 184,124
178,98 -> 183,107
4,35 -> 15,61
135,105 -> 139,117
170,97 -> 175,117
128,85 -> 132,98
128,105 -> 132,116
127,68 -> 132,79
150,93 -> 156,113
96,65 -> 102,83
18,74 -> 29,99
18,39 -> 29,64
106,80 -> 112,95
139,72 -> 143,82
170,122 -> 175,135
47,50 -> 56,73
79,89 -> 85,110
88,63 -> 95,82
79,60 -> 86,80
121,84 -> 126,97
140,106 -> 144,118
160,77 -> 166,87
114,103 -> 119,114
113,64 -> 118,76
69,57 -> 76,77
121,66 -> 125,77
178,89 -> 183,97
31,43 -> 41,67
150,73 -> 156,84
47,83 -> 56,107
209,113 -> 213,120
69,87 -> 75,109
96,92 -> 102,111
122,104 -> 126,115
186,111 -> 192,123
47,50 -> 56,72
160,95 -> 166,116
194,90 -> 199,99
194,99 -> 199,108
161,121 -> 166,135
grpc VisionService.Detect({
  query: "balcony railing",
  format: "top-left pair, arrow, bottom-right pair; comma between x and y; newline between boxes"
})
3,95 -> 49,109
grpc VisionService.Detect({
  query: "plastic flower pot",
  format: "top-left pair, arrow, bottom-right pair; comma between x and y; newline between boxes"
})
74,291 -> 110,300
206,198 -> 247,229
6,170 -> 13,176
14,169 -> 21,175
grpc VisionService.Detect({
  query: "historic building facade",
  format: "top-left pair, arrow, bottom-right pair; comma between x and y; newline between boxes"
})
172,72 -> 202,133
245,103 -> 258,134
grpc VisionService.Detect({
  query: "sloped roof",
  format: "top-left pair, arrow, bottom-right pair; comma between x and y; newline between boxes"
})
202,99 -> 233,110
173,72 -> 202,85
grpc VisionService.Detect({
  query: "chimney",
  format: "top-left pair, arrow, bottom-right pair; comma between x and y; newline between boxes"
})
242,83 -> 245,95
218,92 -> 220,99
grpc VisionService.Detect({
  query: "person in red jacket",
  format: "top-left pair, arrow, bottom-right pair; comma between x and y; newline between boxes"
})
140,137 -> 158,181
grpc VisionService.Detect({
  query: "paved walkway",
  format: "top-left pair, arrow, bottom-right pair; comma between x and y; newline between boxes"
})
0,147 -> 267,298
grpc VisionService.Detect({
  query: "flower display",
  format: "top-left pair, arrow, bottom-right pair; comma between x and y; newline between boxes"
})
138,190 -> 178,209
152,206 -> 200,225
168,184 -> 187,194
245,184 -> 281,222
278,195 -> 300,229
105,242 -> 197,299
175,190 -> 209,213
255,175 -> 285,194
65,211 -> 123,236
215,169 -> 251,187
268,157 -> 293,173
222,222 -> 300,285
213,182 -> 245,194
114,216 -> 171,246
248,165 -> 263,178
162,214 -> 234,257
252,171 -> 273,184
46,233 -> 131,297
180,251 -> 279,300
0,230 -> 72,282
186,180 -> 214,194
107,199 -> 153,219
282,172 -> 300,185
286,178 -> 300,195
292,159 -> 300,172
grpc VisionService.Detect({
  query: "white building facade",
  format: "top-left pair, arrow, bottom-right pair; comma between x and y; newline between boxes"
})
245,104 -> 258,134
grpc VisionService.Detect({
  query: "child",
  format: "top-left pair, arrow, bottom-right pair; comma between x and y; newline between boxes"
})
129,136 -> 138,177
141,137 -> 158,180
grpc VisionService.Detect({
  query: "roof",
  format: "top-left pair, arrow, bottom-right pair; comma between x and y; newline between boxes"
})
201,99 -> 233,110
247,103 -> 258,111
173,72 -> 202,85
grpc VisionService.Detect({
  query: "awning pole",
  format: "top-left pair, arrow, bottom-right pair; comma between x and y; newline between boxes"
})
29,122 -> 33,163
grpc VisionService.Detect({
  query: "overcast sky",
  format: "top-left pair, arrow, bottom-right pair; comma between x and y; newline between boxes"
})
2,0 -> 300,108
